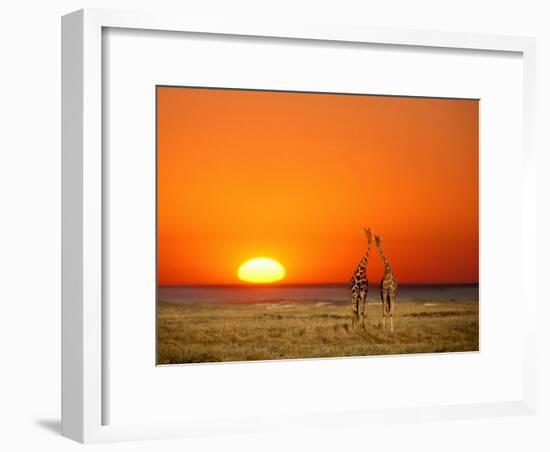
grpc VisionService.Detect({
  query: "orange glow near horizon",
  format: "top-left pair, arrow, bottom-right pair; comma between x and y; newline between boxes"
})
157,87 -> 478,286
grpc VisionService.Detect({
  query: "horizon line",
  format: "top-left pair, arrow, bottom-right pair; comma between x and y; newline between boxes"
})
158,282 -> 479,288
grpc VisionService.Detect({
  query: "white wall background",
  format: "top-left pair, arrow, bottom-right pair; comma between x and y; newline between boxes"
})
0,1 -> 548,451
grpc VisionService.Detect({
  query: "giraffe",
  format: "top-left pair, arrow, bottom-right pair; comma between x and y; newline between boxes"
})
374,235 -> 398,333
349,227 -> 373,329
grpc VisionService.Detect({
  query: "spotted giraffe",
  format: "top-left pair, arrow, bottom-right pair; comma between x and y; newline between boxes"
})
374,235 -> 398,332
349,227 -> 373,329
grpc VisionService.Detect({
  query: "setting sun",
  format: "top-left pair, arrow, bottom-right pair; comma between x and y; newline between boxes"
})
237,257 -> 286,284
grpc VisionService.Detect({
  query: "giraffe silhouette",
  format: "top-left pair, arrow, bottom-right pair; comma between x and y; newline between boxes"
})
375,235 -> 398,332
348,227 -> 373,329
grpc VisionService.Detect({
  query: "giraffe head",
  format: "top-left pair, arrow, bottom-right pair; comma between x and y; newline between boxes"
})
363,227 -> 373,245
374,234 -> 382,248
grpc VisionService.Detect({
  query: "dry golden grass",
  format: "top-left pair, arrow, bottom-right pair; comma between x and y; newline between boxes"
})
157,299 -> 478,364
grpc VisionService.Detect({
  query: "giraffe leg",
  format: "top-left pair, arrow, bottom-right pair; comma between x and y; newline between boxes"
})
381,289 -> 387,330
349,291 -> 356,328
351,304 -> 357,328
354,296 -> 360,328
360,292 -> 367,329
389,290 -> 396,333
358,294 -> 362,327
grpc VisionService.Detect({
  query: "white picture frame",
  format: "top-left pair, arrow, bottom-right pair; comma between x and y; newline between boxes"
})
62,8 -> 537,443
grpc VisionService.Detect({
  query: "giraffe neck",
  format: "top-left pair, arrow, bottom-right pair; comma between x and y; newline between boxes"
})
377,245 -> 392,275
357,242 -> 372,275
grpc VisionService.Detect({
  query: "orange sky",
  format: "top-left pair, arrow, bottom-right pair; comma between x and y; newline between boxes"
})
157,87 -> 478,286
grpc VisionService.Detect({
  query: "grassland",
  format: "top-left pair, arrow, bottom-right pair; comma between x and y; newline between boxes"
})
157,299 -> 478,364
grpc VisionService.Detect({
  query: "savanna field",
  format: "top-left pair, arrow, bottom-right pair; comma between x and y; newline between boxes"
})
157,299 -> 479,364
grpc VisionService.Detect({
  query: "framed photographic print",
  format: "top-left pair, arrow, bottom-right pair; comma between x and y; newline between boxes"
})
62,9 -> 537,443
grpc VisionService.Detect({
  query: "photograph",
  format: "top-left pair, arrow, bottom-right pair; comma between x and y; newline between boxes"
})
156,86 -> 479,365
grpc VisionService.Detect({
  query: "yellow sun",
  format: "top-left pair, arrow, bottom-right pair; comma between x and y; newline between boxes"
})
237,257 -> 286,284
